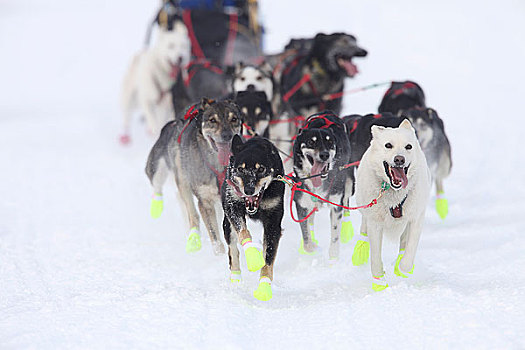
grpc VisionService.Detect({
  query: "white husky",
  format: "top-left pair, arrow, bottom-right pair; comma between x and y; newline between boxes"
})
354,119 -> 431,291
120,22 -> 190,144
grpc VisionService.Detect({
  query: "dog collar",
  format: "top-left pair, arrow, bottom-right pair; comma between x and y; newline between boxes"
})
390,195 -> 408,219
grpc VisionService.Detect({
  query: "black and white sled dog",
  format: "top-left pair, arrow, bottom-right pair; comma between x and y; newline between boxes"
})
234,91 -> 273,137
120,18 -> 191,144
292,111 -> 353,260
355,120 -> 431,291
221,135 -> 285,301
231,61 -> 275,105
145,98 -> 243,255
378,81 -> 452,219
277,33 -> 367,117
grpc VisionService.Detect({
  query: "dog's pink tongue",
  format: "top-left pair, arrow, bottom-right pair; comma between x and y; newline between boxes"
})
310,161 -> 325,188
338,58 -> 358,77
216,143 -> 231,167
390,167 -> 408,189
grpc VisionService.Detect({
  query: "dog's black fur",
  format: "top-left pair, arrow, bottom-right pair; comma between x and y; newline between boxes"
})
234,90 -> 272,137
378,81 -> 426,114
292,111 -> 353,259
222,135 -> 284,279
279,33 -> 367,116
343,112 -> 406,165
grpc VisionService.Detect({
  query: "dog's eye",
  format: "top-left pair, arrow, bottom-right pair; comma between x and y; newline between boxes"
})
240,77 -> 246,81
208,117 -> 216,123
257,165 -> 266,173
385,143 -> 393,149
256,76 -> 263,81
405,144 -> 412,150
231,117 -> 238,123
307,139 -> 315,147
236,166 -> 244,172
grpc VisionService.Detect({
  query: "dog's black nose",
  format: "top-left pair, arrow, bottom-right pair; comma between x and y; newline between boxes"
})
394,155 -> 405,166
244,185 -> 255,196
247,84 -> 255,91
319,151 -> 330,161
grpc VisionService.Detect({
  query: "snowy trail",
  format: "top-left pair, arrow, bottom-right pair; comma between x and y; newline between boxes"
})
1,0 -> 525,348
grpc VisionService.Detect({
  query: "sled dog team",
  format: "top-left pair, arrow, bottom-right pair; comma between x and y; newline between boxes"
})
122,4 -> 452,301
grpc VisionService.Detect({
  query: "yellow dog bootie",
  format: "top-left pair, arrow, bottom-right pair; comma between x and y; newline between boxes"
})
435,191 -> 448,219
340,210 -> 354,244
372,273 -> 388,292
253,277 -> 272,301
185,227 -> 202,253
242,239 -> 265,272
150,193 -> 164,218
352,233 -> 370,266
394,249 -> 414,278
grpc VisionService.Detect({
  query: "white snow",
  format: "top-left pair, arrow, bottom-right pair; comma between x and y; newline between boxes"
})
1,0 -> 525,348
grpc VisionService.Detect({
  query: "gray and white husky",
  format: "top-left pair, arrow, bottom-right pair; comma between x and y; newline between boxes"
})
354,119 -> 431,291
400,108 -> 452,219
120,21 -> 190,144
145,98 -> 243,255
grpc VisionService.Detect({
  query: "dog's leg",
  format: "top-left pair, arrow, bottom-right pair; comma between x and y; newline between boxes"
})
223,217 -> 241,282
173,172 -> 202,253
196,197 -> 225,255
368,222 -> 388,291
340,178 -> 355,244
352,218 -> 370,266
297,203 -> 319,255
328,202 -> 344,262
395,216 -> 423,278
147,157 -> 169,219
435,177 -> 448,219
254,218 -> 283,301
227,212 -> 265,273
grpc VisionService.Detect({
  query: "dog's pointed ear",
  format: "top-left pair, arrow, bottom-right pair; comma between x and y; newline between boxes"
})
427,108 -> 435,119
200,97 -> 215,110
371,125 -> 386,139
399,119 -> 415,131
231,134 -> 244,155
258,61 -> 273,76
235,61 -> 245,74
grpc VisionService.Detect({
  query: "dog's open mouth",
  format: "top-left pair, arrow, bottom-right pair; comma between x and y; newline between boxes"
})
244,190 -> 264,215
307,155 -> 329,188
383,161 -> 409,190
208,137 -> 231,166
336,56 -> 358,77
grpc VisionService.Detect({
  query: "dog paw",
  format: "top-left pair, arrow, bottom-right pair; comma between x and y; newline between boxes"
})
435,197 -> 448,220
253,277 -> 272,301
394,250 -> 414,278
150,194 -> 163,218
212,242 -> 226,255
352,233 -> 369,266
372,274 -> 388,292
340,210 -> 354,244
185,228 -> 202,253
119,134 -> 131,145
230,271 -> 242,283
299,240 -> 319,255
242,240 -> 265,272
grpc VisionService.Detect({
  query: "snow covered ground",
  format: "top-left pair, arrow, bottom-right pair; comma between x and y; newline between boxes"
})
1,0 -> 525,348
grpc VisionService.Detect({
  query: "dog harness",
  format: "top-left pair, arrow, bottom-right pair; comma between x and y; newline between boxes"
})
383,81 -> 418,99
390,195 -> 408,219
